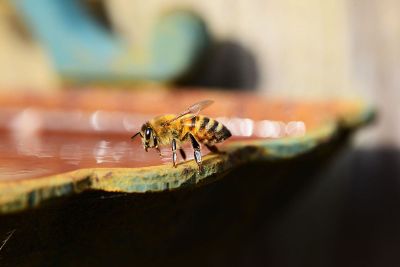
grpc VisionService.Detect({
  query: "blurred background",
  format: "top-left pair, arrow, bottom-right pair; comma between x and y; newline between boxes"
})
1,0 -> 399,147
1,0 -> 400,266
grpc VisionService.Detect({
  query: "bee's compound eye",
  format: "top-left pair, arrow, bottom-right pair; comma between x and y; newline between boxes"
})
145,128 -> 152,139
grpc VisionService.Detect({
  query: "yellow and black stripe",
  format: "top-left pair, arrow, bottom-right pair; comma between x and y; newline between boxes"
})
182,115 -> 231,144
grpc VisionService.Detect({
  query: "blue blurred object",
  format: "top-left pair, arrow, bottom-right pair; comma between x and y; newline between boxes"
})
12,0 -> 210,83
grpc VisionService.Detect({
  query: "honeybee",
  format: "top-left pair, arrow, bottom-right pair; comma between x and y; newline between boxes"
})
131,100 -> 232,171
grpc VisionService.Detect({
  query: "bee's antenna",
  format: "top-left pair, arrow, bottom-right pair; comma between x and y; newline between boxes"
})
131,132 -> 141,140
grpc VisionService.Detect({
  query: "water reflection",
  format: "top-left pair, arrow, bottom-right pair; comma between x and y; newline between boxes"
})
93,140 -> 111,164
94,140 -> 150,164
3,107 -> 306,138
9,108 -> 43,136
219,117 -> 306,139
254,120 -> 286,138
220,117 -> 255,137
0,131 -> 160,181
0,107 -> 306,181
285,121 -> 306,137
112,142 -> 130,162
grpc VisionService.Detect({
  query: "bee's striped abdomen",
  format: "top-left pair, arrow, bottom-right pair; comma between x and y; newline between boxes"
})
182,115 -> 231,145
199,117 -> 210,132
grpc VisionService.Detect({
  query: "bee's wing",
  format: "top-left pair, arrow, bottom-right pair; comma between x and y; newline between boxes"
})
163,100 -> 214,125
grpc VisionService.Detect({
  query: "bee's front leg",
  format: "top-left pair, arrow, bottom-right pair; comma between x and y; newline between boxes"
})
154,136 -> 161,157
172,139 -> 177,167
189,134 -> 203,172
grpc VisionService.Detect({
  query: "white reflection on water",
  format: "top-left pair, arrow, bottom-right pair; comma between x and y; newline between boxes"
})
91,110 -> 152,133
2,107 -> 306,139
219,117 -> 305,138
92,140 -> 152,164
240,118 -> 254,137
90,110 -> 102,131
3,107 -> 152,135
255,120 -> 286,138
93,140 -> 111,164
112,142 -> 129,162
9,108 -> 42,135
285,121 -> 306,137
9,109 -> 53,158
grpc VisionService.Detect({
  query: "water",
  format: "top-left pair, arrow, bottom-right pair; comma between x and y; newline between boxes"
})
0,95 -> 313,181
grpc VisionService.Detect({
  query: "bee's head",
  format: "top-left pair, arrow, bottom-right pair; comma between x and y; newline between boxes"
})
131,123 -> 158,152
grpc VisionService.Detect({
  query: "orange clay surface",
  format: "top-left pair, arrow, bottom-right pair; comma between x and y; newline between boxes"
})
0,87 -> 367,182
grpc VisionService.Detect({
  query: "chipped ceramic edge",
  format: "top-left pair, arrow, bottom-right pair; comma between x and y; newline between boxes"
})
0,107 -> 374,214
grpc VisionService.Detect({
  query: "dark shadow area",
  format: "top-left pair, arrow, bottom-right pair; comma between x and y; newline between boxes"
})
177,40 -> 259,90
241,148 -> 400,267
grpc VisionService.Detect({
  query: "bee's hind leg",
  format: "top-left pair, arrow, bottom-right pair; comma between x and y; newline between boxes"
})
172,139 -> 177,167
179,149 -> 186,160
189,134 -> 203,172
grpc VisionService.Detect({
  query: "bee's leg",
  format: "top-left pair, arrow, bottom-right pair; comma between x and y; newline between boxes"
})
179,149 -> 187,160
172,139 -> 177,167
156,146 -> 162,157
154,136 -> 161,157
189,133 -> 203,172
